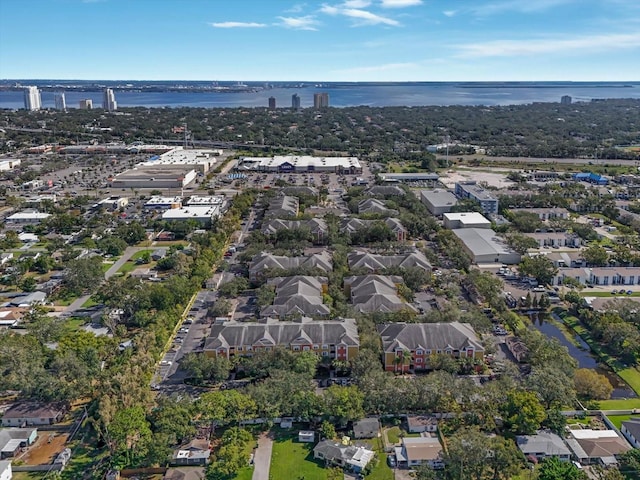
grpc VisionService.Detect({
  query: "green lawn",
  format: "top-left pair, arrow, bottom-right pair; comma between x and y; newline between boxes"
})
607,414 -> 640,429
118,261 -> 138,274
579,291 -> 640,297
233,466 -> 254,480
81,296 -> 99,308
270,430 -> 327,480
62,317 -> 86,333
131,249 -> 153,260
598,399 -> 640,410
385,426 -> 402,444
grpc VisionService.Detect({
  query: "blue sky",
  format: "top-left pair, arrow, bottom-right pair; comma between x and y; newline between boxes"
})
1,0 -> 639,81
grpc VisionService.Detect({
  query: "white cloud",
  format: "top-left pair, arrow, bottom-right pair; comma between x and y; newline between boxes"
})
320,4 -> 400,26
443,10 -> 457,17
285,3 -> 307,13
379,0 -> 422,7
456,33 -> 640,57
333,61 -> 418,73
209,21 -> 267,28
277,15 -> 320,30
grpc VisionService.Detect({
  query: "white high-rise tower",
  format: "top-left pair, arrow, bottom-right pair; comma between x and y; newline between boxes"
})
54,92 -> 67,111
103,88 -> 117,112
24,86 -> 42,111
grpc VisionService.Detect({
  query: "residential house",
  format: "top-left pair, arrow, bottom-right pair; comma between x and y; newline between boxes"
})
523,232 -> 581,248
407,416 -> 438,433
0,253 -> 13,266
344,275 -> 416,314
395,436 -> 444,469
6,291 -> 47,308
353,418 -> 380,439
365,185 -> 406,197
164,467 -> 206,480
510,208 -> 570,221
0,309 -> 23,328
377,322 -> 485,372
0,427 -> 37,459
553,267 -> 640,287
171,439 -> 210,466
151,248 -> 167,261
204,317 -> 359,361
129,267 -> 158,280
0,460 -> 11,480
249,251 -> 332,283
340,217 -> 407,243
313,440 -> 375,473
516,430 -> 572,462
620,419 -> 640,449
260,276 -> 330,319
1,403 -> 66,427
261,218 -> 328,244
566,429 -> 631,466
281,186 -> 318,197
265,194 -> 299,219
358,198 -> 399,216
347,250 -> 431,274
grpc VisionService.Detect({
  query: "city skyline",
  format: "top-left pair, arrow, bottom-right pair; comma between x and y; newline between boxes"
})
0,0 -> 639,82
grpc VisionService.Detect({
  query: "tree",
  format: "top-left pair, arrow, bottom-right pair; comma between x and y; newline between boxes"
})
181,353 -> 232,385
323,385 -> 364,426
574,368 -> 613,400
518,255 -> 558,286
106,406 -> 152,467
442,427 -> 490,480
487,437 -> 524,480
208,299 -> 231,317
538,457 -> 587,480
64,256 -> 104,295
527,366 -> 576,409
582,244 -> 609,266
500,389 -> 546,434
197,390 -> 257,426
320,420 -> 336,439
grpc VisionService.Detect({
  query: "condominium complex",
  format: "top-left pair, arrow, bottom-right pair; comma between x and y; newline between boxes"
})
79,99 -> 93,109
103,88 -> 117,111
292,93 -> 301,109
23,86 -> 42,111
314,92 -> 329,108
54,92 -> 66,111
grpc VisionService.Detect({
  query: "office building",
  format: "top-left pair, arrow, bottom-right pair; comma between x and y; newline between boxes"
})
561,95 -> 572,105
268,96 -> 276,109
314,92 -> 329,108
79,99 -> 93,110
102,88 -> 117,111
23,86 -> 42,111
454,181 -> 499,215
54,92 -> 66,111
292,93 -> 301,109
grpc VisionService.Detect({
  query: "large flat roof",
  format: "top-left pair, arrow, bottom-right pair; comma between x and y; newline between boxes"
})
381,173 -> 439,180
452,228 -> 515,256
114,165 -> 195,180
162,205 -> 220,220
443,212 -> 490,224
242,155 -> 361,168
420,189 -> 457,207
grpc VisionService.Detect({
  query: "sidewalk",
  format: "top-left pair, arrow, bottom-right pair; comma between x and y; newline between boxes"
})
252,432 -> 274,480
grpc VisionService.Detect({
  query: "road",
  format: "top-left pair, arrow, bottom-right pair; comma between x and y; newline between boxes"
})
251,432 -> 274,480
458,154 -> 640,167
61,246 -> 150,317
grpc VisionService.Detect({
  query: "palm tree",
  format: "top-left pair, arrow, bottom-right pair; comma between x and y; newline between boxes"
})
394,350 -> 412,374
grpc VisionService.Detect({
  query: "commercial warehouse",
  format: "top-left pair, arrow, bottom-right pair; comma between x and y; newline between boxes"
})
111,165 -> 197,189
236,155 -> 362,174
452,228 -> 521,264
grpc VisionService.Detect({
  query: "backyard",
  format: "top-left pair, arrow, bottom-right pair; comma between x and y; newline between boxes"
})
607,414 -> 640,429
269,429 -> 327,480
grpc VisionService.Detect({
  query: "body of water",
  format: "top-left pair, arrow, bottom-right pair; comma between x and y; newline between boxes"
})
534,313 -> 635,399
1,82 -> 639,109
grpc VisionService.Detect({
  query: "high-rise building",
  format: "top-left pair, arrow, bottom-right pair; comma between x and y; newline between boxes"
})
313,92 -> 329,109
103,88 -> 117,111
54,92 -> 66,111
291,94 -> 301,110
268,96 -> 276,109
561,95 -> 572,105
23,86 -> 42,111
79,99 -> 93,110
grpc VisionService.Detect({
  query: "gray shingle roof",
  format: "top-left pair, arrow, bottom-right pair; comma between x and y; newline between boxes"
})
249,251 -> 332,279
377,322 -> 484,353
204,318 -> 359,352
348,250 -> 431,272
516,431 -> 571,457
344,275 -> 415,313
260,276 -> 330,318
358,198 -> 398,216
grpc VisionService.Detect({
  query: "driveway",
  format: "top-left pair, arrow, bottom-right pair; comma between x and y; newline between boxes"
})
252,432 -> 274,480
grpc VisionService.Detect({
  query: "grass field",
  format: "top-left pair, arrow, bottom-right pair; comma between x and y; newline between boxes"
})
270,430 -> 327,480
81,296 -> 99,308
579,291 -> 640,297
607,414 -> 640,429
233,466 -> 254,480
598,398 -> 640,410
62,317 -> 86,333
